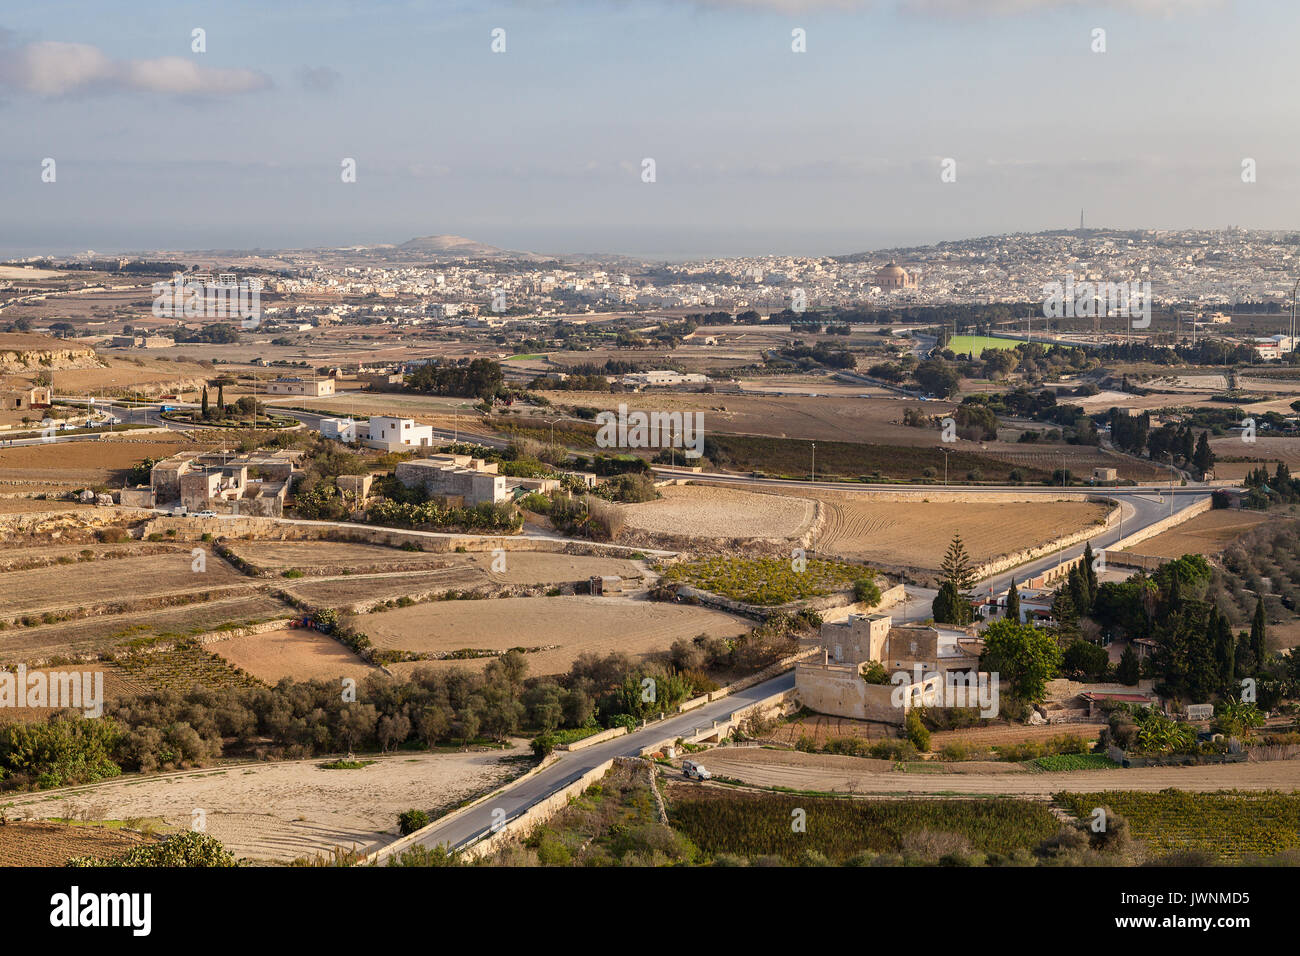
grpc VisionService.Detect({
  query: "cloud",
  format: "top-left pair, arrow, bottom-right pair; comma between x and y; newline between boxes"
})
0,38 -> 271,96
297,65 -> 341,93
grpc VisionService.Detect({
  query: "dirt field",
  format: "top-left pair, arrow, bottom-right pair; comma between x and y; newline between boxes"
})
210,628 -> 379,684
764,715 -> 1103,750
690,746 -> 1300,796
224,540 -> 455,573
0,499 -> 95,514
622,484 -> 816,540
363,595 -> 750,677
809,492 -> 1110,570
3,749 -> 525,863
0,592 -> 292,666
0,438 -> 204,487
0,551 -> 250,620
0,821 -> 155,866
1122,508 -> 1270,559
976,442 -> 1168,482
541,390 -> 956,445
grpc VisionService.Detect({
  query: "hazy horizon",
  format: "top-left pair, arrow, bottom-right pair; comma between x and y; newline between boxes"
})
4,0 -> 1298,259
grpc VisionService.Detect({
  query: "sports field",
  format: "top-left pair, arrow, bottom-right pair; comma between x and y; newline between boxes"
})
945,335 -> 1031,357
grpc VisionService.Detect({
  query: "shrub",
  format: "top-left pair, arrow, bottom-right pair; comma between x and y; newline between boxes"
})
904,709 -> 931,752
398,809 -> 430,835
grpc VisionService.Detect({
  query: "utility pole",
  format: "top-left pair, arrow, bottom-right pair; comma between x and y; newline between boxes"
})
811,441 -> 816,483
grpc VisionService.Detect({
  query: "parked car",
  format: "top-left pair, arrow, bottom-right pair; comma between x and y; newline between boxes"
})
194,510 -> 218,518
681,760 -> 711,781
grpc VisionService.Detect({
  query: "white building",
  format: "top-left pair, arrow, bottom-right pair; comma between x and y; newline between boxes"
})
318,417 -> 359,443
362,416 -> 435,451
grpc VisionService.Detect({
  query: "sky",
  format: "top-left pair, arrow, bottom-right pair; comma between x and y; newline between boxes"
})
1,0 -> 1297,259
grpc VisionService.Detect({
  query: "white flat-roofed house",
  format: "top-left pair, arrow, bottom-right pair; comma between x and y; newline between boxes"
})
318,417 -> 359,443
362,416 -> 435,451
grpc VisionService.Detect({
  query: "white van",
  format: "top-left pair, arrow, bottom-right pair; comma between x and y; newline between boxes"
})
682,760 -> 711,781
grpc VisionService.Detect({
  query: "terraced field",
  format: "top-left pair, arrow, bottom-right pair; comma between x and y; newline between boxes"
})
365,595 -> 750,677
210,627 -> 380,684
810,494 -> 1111,571
622,484 -> 815,541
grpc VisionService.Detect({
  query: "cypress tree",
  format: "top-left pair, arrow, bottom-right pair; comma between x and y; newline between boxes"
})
1250,596 -> 1267,667
1006,580 -> 1021,623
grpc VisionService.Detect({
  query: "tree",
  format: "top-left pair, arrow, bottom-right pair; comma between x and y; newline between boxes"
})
1082,541 -> 1098,603
216,383 -> 225,416
904,708 -> 930,752
1193,431 -> 1215,475
1051,589 -> 1079,642
940,533 -> 975,594
979,618 -> 1063,705
1250,596 -> 1267,666
1005,580 -> 1021,623
200,386 -> 210,419
1063,639 -> 1110,681
1117,644 -> 1140,685
932,580 -> 972,625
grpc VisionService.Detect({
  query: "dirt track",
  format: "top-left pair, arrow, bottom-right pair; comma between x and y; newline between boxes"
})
695,746 -> 1300,797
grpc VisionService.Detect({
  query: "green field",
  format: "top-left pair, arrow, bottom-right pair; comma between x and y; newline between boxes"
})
1056,790 -> 1300,862
946,335 -> 1029,357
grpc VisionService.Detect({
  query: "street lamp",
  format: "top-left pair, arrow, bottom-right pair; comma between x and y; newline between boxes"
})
940,446 -> 951,486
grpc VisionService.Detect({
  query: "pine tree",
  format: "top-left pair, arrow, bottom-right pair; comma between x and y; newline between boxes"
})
1006,580 -> 1021,623
1250,596 -> 1267,666
941,533 -> 975,594
1117,644 -> 1140,685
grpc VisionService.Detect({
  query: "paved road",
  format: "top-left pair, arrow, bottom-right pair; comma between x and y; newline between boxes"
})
380,670 -> 796,859
383,481 -> 1208,859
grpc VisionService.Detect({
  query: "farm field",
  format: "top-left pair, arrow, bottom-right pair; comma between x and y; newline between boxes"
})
222,540 -> 456,573
362,595 -> 750,677
0,550 -> 250,621
0,592 -> 292,665
0,822 -> 156,867
0,499 -> 94,514
3,749 -> 526,863
0,664 -> 144,724
283,567 -> 488,609
210,627 -> 379,684
621,484 -> 815,541
1209,435 -> 1300,479
665,785 -> 1060,862
1056,791 -> 1300,862
683,746 -> 1300,796
538,389 -> 958,446
764,714 -> 1104,750
809,492 -> 1110,571
1121,508 -> 1269,559
975,441 -> 1168,482
0,438 -> 206,488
